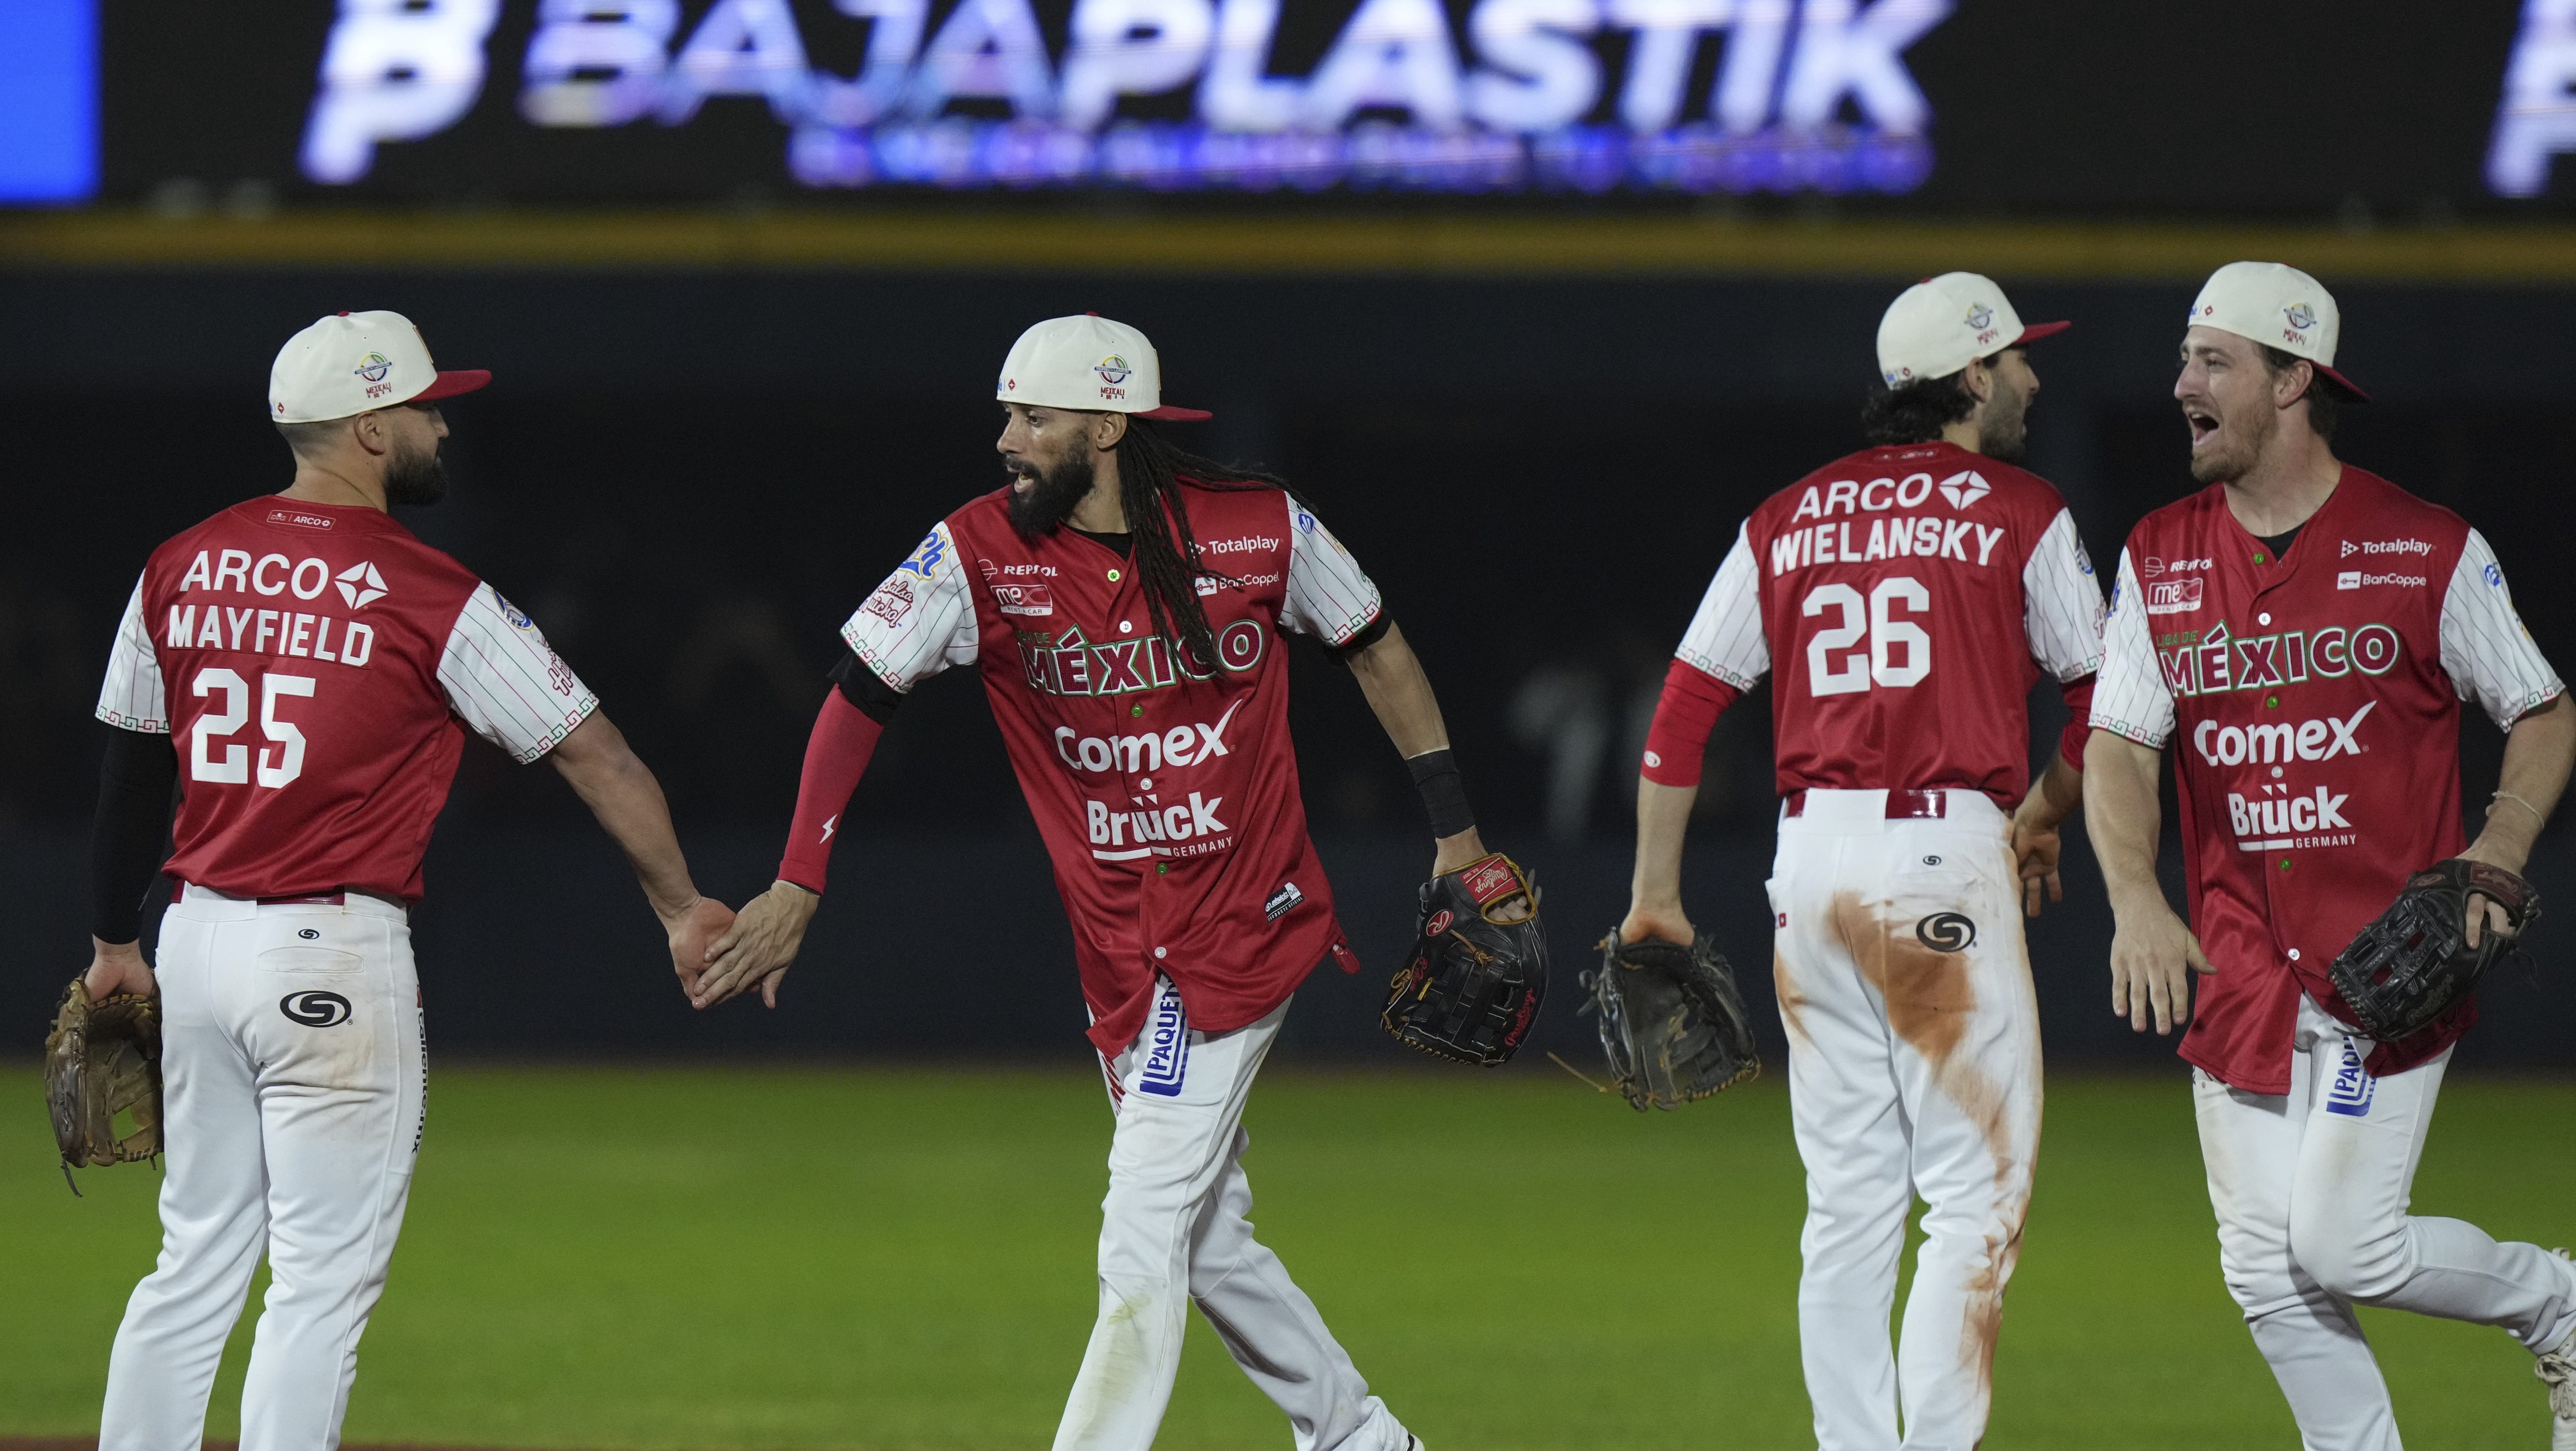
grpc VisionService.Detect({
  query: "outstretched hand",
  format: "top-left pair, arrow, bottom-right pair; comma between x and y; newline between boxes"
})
693,881 -> 821,1010
665,897 -> 736,999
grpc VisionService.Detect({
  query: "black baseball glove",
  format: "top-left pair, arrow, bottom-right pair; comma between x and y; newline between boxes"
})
1381,854 -> 1547,1066
1581,930 -> 1761,1111
2329,857 -> 2541,1042
44,976 -> 163,1195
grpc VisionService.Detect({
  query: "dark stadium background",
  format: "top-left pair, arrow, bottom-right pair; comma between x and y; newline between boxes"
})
6,0 -> 2575,1073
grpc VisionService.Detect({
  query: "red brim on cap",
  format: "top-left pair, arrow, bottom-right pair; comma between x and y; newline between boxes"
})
413,369 -> 492,402
2013,320 -> 2073,346
2314,363 -> 2372,404
1138,404 -> 1213,421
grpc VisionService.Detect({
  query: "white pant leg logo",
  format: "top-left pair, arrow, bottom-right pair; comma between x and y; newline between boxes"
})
1137,981 -> 1190,1097
280,991 -> 352,1027
2324,1037 -> 2376,1118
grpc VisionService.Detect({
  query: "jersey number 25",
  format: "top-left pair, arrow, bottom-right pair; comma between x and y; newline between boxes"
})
192,667 -> 314,788
1803,578 -> 1931,697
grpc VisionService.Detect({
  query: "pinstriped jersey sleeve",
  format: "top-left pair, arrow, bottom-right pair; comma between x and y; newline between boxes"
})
437,583 -> 599,764
2440,529 -> 2564,730
2088,547 -> 2175,748
1674,522 -> 1769,689
94,574 -> 171,733
1278,497 -> 1383,645
2022,508 -> 2106,683
841,522 -> 978,691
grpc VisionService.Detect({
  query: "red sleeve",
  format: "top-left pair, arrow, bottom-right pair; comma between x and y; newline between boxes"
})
2057,675 -> 2096,771
777,690 -> 885,895
1640,658 -> 1743,788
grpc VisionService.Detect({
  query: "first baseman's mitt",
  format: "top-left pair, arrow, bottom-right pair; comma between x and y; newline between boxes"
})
1381,854 -> 1547,1066
1580,930 -> 1761,1111
44,976 -> 163,1195
2329,858 -> 2540,1042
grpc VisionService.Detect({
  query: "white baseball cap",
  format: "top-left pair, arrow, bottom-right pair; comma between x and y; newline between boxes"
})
1876,272 -> 2071,387
268,310 -> 490,424
995,314 -> 1211,421
2185,261 -> 2369,402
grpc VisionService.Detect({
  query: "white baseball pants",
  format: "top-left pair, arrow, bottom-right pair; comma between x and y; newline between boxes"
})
101,885 -> 426,1451
1054,977 -> 1413,1451
2194,992 -> 2576,1450
1766,788 -> 2042,1451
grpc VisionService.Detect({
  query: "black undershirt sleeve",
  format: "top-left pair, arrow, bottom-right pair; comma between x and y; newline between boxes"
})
829,647 -> 908,724
92,723 -> 179,944
1321,612 -> 1393,665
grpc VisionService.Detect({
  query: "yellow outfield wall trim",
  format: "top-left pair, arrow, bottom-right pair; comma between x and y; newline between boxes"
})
4,208 -> 2576,283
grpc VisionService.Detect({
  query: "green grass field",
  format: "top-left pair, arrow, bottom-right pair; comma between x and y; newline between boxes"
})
9,1064 -> 2572,1450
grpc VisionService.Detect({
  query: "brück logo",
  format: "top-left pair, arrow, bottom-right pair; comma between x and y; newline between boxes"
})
1137,980 -> 1189,1097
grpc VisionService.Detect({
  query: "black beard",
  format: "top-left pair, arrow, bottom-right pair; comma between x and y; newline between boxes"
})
384,440 -> 448,507
1006,451 -> 1098,539
1977,391 -> 2030,463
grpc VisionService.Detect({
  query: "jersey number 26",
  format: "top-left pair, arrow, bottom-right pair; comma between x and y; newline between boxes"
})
1803,577 -> 1930,697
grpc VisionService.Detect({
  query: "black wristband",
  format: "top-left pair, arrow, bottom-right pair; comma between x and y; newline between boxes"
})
1406,749 -> 1476,838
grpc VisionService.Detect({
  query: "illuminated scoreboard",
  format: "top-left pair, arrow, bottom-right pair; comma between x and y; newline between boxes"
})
6,0 -> 2575,209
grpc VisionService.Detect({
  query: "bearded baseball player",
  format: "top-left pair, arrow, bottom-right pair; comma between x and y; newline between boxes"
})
694,314 -> 1515,1451
2085,261 -> 2576,1449
82,312 -> 733,1451
1621,274 -> 2104,1449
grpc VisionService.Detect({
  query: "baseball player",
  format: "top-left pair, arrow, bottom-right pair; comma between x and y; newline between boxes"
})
693,314 -> 1507,1451
2085,262 -> 2576,1449
83,312 -> 732,1451
1620,274 -> 2104,1449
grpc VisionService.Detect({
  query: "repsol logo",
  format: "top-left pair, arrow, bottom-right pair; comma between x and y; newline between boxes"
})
2194,702 -> 2374,766
1017,621 -> 1266,698
2154,621 -> 2401,698
1056,700 -> 1244,774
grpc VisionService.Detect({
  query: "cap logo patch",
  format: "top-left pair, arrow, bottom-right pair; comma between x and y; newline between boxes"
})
1964,304 -> 1993,330
353,353 -> 393,383
2284,302 -> 2316,333
1094,355 -> 1132,385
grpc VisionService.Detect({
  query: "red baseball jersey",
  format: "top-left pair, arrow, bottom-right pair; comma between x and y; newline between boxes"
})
94,497 -> 597,903
2091,468 -> 2562,1092
1658,441 -> 2104,806
841,481 -> 1382,1056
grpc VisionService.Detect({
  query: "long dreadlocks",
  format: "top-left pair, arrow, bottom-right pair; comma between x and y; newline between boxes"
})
1113,418 -> 1313,674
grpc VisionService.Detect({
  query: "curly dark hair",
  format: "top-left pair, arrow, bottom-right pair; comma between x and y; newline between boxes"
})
1859,372 -> 1978,447
1111,419 -> 1312,673
2259,345 -> 2352,443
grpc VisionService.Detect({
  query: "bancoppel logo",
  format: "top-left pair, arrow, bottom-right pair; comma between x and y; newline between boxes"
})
2324,1036 -> 2375,1117
2338,570 -> 2427,590
2145,578 -> 2204,615
2195,701 -> 2374,766
335,560 -> 388,609
1137,980 -> 1189,1097
992,582 -> 1053,617
1936,470 -> 1990,509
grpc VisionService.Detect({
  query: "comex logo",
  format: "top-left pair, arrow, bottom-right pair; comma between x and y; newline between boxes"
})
335,560 -> 388,609
1935,470 -> 1990,509
2195,701 -> 2374,766
280,991 -> 352,1027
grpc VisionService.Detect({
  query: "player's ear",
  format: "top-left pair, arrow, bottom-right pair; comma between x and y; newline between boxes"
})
1093,411 -> 1129,453
2274,357 -> 2315,411
350,408 -> 395,459
1959,354 -> 1994,406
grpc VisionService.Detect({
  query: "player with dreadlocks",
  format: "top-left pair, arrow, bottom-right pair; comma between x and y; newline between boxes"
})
698,314 -> 1508,1451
